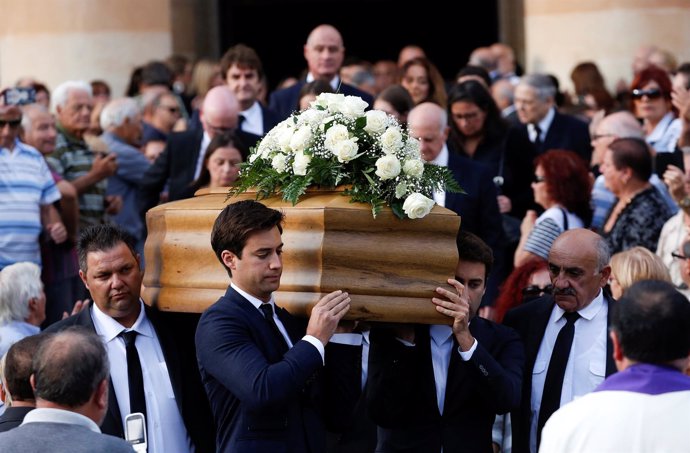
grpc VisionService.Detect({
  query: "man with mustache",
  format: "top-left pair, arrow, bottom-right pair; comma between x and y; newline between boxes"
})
503,229 -> 616,453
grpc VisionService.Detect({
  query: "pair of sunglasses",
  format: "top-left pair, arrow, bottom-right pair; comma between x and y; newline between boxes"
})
0,119 -> 21,128
631,88 -> 664,100
522,284 -> 554,299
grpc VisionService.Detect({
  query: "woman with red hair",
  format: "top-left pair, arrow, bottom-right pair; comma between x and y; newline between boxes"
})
630,65 -> 681,153
493,258 -> 550,323
514,150 -> 592,266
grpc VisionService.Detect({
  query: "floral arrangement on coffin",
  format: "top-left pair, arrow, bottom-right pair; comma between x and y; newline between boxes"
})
231,93 -> 461,219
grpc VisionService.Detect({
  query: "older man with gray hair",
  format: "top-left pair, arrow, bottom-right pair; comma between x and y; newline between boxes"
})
100,98 -> 151,257
0,262 -> 46,357
47,81 -> 120,231
514,73 -> 591,162
0,328 -> 135,453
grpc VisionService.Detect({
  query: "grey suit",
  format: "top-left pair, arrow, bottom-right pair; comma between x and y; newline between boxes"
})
0,421 -> 134,453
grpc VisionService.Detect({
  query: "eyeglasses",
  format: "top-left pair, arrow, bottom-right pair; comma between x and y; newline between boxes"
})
159,105 -> 180,114
591,133 -> 615,141
631,88 -> 663,100
672,252 -> 690,260
533,174 -> 546,183
453,111 -> 481,122
0,119 -> 21,128
522,284 -> 554,300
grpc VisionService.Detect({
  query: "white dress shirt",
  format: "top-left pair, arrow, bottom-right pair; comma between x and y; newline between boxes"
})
193,131 -> 211,180
527,107 -> 555,144
305,72 -> 341,91
91,301 -> 193,453
22,407 -> 101,432
429,145 -> 450,207
239,101 -> 264,136
529,291 -> 607,453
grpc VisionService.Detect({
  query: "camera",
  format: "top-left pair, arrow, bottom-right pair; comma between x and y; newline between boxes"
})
2,87 -> 36,106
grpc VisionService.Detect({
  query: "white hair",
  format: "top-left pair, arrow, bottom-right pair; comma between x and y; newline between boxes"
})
0,262 -> 43,324
51,80 -> 92,112
100,97 -> 140,131
20,103 -> 50,133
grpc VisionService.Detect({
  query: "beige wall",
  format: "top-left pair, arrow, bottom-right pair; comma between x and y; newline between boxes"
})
524,0 -> 690,93
0,0 -> 172,99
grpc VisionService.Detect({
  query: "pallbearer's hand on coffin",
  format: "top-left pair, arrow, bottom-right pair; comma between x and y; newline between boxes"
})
432,279 -> 475,351
306,290 -> 351,346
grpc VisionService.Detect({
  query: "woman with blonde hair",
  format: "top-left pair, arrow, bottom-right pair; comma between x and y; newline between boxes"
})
609,246 -> 671,299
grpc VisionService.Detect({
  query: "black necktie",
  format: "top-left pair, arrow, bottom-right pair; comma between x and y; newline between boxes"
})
259,303 -> 289,352
537,311 -> 580,443
238,114 -> 246,131
533,123 -> 543,152
120,331 -> 148,422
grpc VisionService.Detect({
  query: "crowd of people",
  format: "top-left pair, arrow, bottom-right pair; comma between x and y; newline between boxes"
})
1,21 -> 690,453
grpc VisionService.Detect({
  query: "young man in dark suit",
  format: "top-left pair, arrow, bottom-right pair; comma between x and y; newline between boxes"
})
47,224 -> 214,453
196,200 -> 360,453
366,231 -> 524,453
269,24 -> 374,121
503,228 -> 617,453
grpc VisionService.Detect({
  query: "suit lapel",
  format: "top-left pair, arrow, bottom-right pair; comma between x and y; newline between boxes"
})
417,326 -> 443,418
525,297 -> 556,373
146,306 -> 185,415
543,111 -> 563,151
604,292 -> 617,376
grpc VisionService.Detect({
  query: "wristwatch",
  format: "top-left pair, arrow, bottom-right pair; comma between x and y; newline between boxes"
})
680,196 -> 690,209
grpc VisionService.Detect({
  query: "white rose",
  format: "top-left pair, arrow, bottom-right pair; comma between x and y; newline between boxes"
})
276,125 -> 294,150
324,123 -> 350,152
402,193 -> 435,219
340,96 -> 369,118
316,93 -> 345,111
333,139 -> 359,162
292,150 -> 311,176
364,110 -> 388,135
271,153 -> 288,173
375,154 -> 401,180
403,159 -> 424,178
299,108 -> 327,126
380,126 -> 404,154
289,125 -> 312,152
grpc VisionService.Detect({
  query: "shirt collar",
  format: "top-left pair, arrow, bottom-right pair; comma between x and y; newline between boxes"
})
91,299 -> 153,342
231,282 -> 276,311
429,324 -> 453,346
22,407 -> 101,433
646,111 -> 675,144
529,106 -> 555,139
305,73 -> 341,91
430,144 -> 449,167
552,289 -> 604,322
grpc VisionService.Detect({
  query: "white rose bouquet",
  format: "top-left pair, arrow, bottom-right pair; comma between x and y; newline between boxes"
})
231,93 -> 461,219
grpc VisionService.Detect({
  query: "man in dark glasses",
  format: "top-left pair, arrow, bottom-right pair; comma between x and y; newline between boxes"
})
0,100 -> 67,270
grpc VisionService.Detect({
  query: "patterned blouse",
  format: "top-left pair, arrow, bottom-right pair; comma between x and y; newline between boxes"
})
603,186 -> 674,254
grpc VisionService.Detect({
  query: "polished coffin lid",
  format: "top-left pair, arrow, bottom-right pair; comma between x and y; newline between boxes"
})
143,188 -> 461,324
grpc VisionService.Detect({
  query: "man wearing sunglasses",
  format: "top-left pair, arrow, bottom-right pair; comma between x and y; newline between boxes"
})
0,100 -> 66,270
503,229 -> 616,453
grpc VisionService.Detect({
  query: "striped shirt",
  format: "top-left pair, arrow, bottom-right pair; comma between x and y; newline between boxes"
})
0,140 -> 61,269
46,125 -> 106,229
524,206 -> 583,260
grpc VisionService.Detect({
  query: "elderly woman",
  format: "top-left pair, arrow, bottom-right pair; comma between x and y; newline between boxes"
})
601,137 -> 674,253
609,246 -> 671,299
514,150 -> 592,266
631,65 -> 682,153
0,262 -> 45,357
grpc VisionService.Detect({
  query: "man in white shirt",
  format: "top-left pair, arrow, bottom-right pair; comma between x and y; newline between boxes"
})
503,228 -> 617,453
46,224 -> 214,453
0,327 -> 134,453
540,280 -> 690,453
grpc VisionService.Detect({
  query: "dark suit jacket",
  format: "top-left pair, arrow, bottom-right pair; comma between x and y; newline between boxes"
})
188,103 -> 280,139
269,80 -> 375,122
46,305 -> 215,453
366,318 -> 524,453
0,406 -> 34,432
513,109 -> 591,163
195,286 -> 359,453
502,292 -> 617,453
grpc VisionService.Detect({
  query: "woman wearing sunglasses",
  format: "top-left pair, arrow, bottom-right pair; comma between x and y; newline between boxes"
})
514,149 -> 592,267
630,65 -> 682,153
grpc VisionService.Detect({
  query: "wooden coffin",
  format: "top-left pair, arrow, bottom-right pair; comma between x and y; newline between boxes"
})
143,188 -> 461,324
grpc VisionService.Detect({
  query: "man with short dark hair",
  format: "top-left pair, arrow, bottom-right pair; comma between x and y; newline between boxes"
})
367,231 -> 524,452
47,224 -> 214,453
540,280 -> 690,452
0,335 -> 45,432
0,328 -> 133,452
196,200 -> 359,453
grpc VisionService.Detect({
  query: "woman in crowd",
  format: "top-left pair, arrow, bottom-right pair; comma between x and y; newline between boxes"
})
400,56 -> 446,106
493,258 -> 550,323
515,150 -> 592,266
609,246 -> 671,299
184,132 -> 247,197
630,65 -> 681,153
601,137 -> 673,253
570,61 -> 616,120
374,84 -> 415,126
